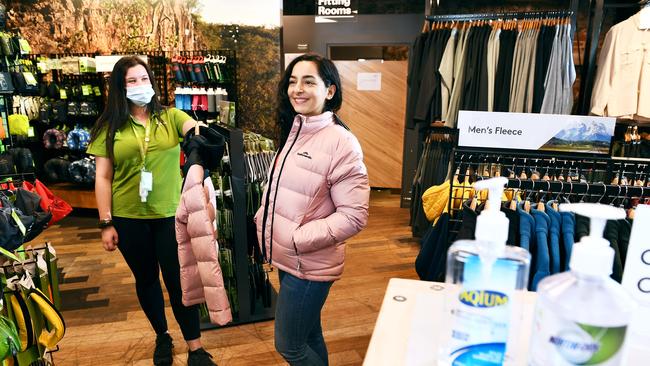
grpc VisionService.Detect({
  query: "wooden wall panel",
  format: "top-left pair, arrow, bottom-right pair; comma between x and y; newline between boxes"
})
334,60 -> 407,189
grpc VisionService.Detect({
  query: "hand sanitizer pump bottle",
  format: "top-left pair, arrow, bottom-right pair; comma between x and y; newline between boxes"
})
442,177 -> 531,366
529,203 -> 637,366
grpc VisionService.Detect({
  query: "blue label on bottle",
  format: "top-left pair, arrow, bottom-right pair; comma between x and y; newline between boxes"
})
447,255 -> 519,365
459,290 -> 509,308
451,343 -> 506,366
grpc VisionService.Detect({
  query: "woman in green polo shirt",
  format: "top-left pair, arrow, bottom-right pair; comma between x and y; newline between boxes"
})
87,56 -> 215,366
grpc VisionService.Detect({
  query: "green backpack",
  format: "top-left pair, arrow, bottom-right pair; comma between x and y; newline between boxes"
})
0,315 -> 20,361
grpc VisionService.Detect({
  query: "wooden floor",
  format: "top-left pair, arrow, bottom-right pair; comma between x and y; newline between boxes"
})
34,190 -> 420,365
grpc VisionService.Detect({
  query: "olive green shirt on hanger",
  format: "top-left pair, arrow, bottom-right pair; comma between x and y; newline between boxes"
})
87,107 -> 191,219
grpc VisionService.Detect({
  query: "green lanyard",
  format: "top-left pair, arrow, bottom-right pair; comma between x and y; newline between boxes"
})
130,117 -> 152,170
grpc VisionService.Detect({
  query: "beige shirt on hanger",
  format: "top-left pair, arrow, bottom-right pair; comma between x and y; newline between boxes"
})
446,26 -> 471,127
509,28 -> 524,112
525,27 -> 541,113
487,27 -> 501,112
591,12 -> 650,121
439,28 -> 458,122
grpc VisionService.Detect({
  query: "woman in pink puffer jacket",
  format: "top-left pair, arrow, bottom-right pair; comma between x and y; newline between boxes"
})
255,53 -> 370,366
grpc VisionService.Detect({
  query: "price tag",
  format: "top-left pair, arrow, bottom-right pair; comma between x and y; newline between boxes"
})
23,72 -> 37,86
27,126 -> 35,137
93,86 -> 101,96
82,85 -> 91,96
60,89 -> 67,100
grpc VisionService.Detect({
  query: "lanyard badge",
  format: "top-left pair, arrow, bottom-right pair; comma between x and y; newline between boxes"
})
139,168 -> 153,202
131,118 -> 154,202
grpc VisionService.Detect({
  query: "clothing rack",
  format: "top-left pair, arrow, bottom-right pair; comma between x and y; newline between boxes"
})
425,10 -> 574,22
203,124 -> 276,330
448,148 -> 650,240
427,0 -> 580,37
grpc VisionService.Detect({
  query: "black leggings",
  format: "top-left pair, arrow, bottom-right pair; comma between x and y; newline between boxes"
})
113,216 -> 201,341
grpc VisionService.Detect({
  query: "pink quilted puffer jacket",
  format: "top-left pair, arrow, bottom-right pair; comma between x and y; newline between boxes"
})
255,112 -> 370,282
176,164 -> 232,326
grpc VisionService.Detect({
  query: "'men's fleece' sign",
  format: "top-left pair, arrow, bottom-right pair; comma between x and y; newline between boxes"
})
457,110 -> 616,155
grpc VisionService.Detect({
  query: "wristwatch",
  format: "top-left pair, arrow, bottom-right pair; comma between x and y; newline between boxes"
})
98,218 -> 114,229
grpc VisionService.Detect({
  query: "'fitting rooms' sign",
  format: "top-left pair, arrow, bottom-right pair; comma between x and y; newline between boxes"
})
315,0 -> 358,23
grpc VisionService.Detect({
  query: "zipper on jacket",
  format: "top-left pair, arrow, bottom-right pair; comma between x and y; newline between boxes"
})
261,118 -> 303,264
293,240 -> 301,272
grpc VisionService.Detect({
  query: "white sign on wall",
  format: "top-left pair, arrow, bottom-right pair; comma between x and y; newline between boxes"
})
457,111 -> 616,154
356,72 -> 381,91
315,0 -> 358,23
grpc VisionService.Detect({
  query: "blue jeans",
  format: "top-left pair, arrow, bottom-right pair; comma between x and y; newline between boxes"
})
275,270 -> 334,366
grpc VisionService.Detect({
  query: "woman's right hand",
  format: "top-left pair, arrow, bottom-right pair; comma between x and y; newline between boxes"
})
101,226 -> 119,251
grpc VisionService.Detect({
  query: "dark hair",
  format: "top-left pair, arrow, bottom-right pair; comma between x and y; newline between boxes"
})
277,53 -> 347,148
90,56 -> 163,160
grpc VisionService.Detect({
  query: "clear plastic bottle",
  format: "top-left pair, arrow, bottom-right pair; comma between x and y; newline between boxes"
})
528,203 -> 637,366
442,177 -> 531,366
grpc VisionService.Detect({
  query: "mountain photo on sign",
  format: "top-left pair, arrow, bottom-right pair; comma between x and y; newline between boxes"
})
541,120 -> 615,154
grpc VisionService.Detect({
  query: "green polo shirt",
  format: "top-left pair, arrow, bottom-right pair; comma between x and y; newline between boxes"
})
87,108 -> 191,219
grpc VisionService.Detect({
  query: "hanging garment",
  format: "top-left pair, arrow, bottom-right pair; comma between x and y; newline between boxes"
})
440,28 -> 458,121
455,199 -> 478,241
559,24 -> 576,114
502,202 -> 520,247
414,29 -> 451,124
525,27 -> 541,113
486,27 -> 501,112
405,32 -> 428,129
619,218 -> 632,268
421,180 -> 450,223
540,25 -> 562,114
559,210 -> 575,272
590,12 -> 650,121
176,164 -> 233,326
532,25 -> 557,112
545,201 -> 562,274
541,24 -> 576,114
494,29 -> 517,112
460,26 -> 491,112
415,212 -> 451,282
518,201 -> 535,252
446,27 -> 472,126
530,207 -> 551,290
604,220 -> 624,282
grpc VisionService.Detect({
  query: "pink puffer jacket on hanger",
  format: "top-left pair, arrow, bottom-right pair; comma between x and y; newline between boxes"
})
176,164 -> 232,326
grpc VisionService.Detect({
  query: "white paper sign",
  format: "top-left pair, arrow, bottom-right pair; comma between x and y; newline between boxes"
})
458,111 -> 616,154
95,55 -> 148,72
357,72 -> 381,91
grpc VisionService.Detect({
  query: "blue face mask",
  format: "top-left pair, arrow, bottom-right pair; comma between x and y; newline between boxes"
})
126,84 -> 155,106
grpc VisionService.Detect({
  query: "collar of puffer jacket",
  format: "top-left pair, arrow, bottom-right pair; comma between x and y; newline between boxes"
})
291,111 -> 334,135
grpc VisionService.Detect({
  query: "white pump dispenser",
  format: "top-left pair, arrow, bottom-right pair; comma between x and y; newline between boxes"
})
529,203 -> 637,366
441,177 -> 531,366
563,203 -> 623,277
474,177 -> 510,269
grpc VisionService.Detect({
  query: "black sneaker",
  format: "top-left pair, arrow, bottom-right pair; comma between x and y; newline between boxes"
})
153,333 -> 174,365
187,348 -> 217,366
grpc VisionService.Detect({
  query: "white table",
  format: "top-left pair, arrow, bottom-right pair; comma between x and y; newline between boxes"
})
364,278 -> 649,365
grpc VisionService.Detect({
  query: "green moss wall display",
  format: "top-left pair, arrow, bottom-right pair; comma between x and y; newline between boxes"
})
6,0 -> 281,139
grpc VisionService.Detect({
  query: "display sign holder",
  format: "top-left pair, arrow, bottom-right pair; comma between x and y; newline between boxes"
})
457,111 -> 616,156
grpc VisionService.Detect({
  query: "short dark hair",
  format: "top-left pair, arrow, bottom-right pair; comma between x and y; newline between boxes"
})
277,53 -> 344,147
90,56 -> 163,160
